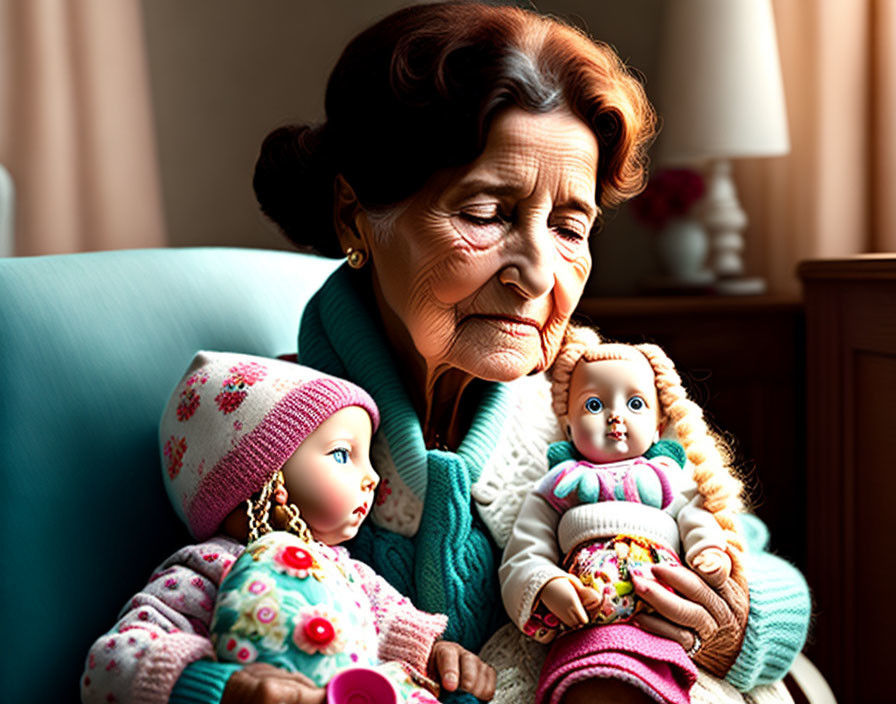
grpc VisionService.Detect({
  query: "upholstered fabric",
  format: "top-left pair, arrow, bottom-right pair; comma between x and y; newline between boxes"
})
0,247 -> 339,703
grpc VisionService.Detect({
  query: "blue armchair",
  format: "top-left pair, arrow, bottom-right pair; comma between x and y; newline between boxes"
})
0,247 -> 339,703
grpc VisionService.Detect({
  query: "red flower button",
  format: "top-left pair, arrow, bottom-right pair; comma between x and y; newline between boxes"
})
281,546 -> 314,570
304,617 -> 335,645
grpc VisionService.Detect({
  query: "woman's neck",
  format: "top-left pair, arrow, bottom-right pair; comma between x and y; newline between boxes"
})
371,280 -> 478,450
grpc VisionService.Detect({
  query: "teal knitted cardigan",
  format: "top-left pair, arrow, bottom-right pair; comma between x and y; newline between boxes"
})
298,266 -> 508,652
171,266 -> 811,702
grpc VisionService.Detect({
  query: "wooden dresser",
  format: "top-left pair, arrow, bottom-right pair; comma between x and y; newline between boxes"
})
798,256 -> 896,704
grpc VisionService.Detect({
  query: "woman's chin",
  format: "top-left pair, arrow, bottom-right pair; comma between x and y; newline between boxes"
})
459,348 -> 540,382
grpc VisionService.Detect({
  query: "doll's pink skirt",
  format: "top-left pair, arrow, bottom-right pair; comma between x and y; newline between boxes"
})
535,623 -> 697,704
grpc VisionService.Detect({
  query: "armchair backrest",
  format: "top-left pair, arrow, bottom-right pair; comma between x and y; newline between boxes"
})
0,247 -> 340,702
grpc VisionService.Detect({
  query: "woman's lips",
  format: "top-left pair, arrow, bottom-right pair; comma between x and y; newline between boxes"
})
466,314 -> 542,337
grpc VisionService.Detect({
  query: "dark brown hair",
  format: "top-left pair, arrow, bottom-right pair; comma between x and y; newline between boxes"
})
253,1 -> 657,257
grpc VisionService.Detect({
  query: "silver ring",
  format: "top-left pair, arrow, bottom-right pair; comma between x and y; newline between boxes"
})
686,632 -> 702,657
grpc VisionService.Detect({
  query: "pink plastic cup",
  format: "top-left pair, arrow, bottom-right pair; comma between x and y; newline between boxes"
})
326,667 -> 399,704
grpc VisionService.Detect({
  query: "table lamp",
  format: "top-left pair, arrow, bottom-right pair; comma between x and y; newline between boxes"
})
657,0 -> 789,294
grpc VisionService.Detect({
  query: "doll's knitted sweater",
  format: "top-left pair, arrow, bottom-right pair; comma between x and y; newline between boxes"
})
81,535 -> 447,704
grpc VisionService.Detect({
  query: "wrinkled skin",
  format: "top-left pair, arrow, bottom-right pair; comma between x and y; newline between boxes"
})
335,106 -> 598,447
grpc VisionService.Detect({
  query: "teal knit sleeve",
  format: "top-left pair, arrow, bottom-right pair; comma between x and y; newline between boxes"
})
348,520 -> 418,602
725,514 -> 812,692
414,450 -> 500,652
169,660 -> 242,704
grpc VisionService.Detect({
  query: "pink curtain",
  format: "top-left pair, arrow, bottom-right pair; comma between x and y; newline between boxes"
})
736,0 -> 896,294
0,0 -> 165,256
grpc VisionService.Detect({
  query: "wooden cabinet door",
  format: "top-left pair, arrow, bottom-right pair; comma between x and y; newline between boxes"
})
800,256 -> 896,704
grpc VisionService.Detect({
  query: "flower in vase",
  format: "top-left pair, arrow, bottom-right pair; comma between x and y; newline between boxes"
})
630,168 -> 705,230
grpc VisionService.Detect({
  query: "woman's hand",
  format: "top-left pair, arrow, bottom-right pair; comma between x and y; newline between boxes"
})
631,564 -> 749,678
222,663 -> 326,704
428,640 -> 497,701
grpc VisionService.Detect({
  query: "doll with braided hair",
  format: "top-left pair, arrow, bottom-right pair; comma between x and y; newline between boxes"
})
155,351 -> 495,704
499,326 -> 746,704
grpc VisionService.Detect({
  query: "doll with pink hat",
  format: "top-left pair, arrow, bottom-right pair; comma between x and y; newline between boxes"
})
157,351 -> 495,704
499,326 -> 747,704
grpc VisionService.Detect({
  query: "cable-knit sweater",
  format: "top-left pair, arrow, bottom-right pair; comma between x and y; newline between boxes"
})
81,265 -> 811,703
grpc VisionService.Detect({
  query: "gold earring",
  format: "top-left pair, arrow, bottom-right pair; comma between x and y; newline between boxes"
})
345,247 -> 367,269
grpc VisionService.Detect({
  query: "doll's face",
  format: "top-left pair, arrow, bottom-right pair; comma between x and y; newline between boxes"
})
566,355 -> 661,463
350,106 -> 598,382
280,405 -> 378,545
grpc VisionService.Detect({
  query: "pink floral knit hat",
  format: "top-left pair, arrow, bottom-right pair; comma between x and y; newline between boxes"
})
159,351 -> 379,540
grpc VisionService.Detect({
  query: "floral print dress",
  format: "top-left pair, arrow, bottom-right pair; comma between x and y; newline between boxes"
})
211,531 -> 444,702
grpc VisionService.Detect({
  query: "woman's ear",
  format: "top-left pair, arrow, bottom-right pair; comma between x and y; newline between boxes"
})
333,174 -> 372,253
564,420 -> 573,441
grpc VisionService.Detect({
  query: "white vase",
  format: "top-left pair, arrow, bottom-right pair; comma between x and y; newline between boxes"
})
656,217 -> 712,285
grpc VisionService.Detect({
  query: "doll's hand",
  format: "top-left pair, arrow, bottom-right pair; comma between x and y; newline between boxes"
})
539,576 -> 603,628
428,640 -> 497,700
692,548 -> 732,589
222,663 -> 326,704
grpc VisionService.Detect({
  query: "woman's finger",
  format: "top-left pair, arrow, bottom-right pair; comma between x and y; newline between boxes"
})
715,571 -> 751,624
631,573 -> 715,636
632,612 -> 696,652
223,664 -> 326,704
458,650 -> 480,692
648,564 -> 733,627
482,663 -> 497,701
434,643 -> 460,691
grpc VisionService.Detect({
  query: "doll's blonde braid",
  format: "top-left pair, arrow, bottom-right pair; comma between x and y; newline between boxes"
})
246,470 -> 313,543
634,343 -> 747,574
549,324 -> 603,417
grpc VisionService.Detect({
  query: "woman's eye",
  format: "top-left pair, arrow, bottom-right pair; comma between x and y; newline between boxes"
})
584,397 -> 603,414
460,210 -> 504,226
627,396 -> 646,412
550,218 -> 589,243
552,225 -> 586,242
329,448 -> 350,464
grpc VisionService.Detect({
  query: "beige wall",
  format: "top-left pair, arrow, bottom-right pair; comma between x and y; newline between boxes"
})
140,0 -> 662,293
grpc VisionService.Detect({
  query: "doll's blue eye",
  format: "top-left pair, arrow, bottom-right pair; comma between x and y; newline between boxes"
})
330,448 -> 349,464
584,397 -> 603,414
628,396 -> 646,412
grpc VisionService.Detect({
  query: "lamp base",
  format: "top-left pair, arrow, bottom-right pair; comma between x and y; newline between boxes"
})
714,276 -> 766,296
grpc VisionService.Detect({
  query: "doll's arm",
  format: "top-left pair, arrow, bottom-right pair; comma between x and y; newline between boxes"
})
81,536 -> 243,704
350,557 -> 448,678
498,491 -> 570,632
675,480 -> 732,585
352,558 -> 498,699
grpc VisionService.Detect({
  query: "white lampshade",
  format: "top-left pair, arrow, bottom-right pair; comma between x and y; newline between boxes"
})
657,0 -> 790,164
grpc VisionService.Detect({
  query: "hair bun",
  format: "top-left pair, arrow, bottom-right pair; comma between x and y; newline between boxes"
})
252,124 -> 341,257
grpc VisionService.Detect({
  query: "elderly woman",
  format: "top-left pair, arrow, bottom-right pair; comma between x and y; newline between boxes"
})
82,3 -> 809,703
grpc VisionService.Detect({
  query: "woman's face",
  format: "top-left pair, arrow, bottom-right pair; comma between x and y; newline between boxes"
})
361,106 -> 598,382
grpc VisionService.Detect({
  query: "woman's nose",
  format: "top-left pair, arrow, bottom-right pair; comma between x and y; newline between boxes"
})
499,218 -> 554,299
